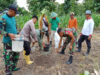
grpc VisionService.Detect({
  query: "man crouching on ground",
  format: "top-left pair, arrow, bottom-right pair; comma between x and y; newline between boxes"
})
57,28 -> 75,64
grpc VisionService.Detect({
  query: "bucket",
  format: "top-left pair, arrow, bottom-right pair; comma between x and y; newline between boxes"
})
12,40 -> 24,52
44,44 -> 50,52
12,35 -> 24,52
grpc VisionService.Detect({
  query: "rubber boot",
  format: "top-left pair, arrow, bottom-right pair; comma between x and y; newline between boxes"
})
59,48 -> 65,54
23,51 -> 33,65
66,56 -> 73,64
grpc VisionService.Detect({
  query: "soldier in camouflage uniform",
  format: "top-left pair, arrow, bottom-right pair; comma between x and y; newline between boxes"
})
0,5 -> 20,75
57,28 -> 75,64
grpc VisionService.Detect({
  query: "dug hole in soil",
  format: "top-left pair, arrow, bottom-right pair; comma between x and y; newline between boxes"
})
0,31 -> 100,75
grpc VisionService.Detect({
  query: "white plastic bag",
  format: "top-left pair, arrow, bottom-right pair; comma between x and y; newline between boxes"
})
54,32 -> 63,48
12,35 -> 24,52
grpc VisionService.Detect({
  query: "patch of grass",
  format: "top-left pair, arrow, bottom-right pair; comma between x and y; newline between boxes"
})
1,13 -> 100,30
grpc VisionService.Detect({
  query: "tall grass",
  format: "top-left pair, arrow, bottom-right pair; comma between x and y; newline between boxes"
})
92,14 -> 100,28
0,13 -> 100,30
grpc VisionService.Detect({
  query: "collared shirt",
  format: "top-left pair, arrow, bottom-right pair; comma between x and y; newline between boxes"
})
20,19 -> 37,42
82,18 -> 94,36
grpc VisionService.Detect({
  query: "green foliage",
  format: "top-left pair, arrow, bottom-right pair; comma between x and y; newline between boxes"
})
63,0 -> 96,15
94,0 -> 100,12
55,3 -> 65,16
18,7 -> 29,15
79,71 -> 90,75
15,13 -> 100,31
16,14 -> 39,30
75,4 -> 85,16
0,0 -> 15,11
84,0 -> 94,11
27,0 -> 56,14
92,14 -> 100,27
27,0 -> 39,14
64,0 -> 71,13
0,0 -> 100,31
69,0 -> 83,15
80,74 -> 84,75
70,0 -> 77,12
63,0 -> 85,15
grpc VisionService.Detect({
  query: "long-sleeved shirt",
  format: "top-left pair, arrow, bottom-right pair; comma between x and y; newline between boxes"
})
82,18 -> 94,36
68,18 -> 78,30
20,19 -> 37,42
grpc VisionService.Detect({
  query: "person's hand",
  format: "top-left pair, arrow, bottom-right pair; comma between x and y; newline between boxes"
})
8,33 -> 15,40
80,33 -> 82,36
69,45 -> 72,50
88,35 -> 92,40
35,41 -> 38,43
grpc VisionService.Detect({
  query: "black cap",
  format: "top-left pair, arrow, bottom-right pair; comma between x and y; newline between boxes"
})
9,4 -> 18,14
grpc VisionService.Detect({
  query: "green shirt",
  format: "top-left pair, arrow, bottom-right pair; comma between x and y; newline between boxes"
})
2,14 -> 17,43
50,17 -> 60,31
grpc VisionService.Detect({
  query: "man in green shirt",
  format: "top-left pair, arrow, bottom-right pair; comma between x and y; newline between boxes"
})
49,12 -> 60,45
1,5 -> 20,75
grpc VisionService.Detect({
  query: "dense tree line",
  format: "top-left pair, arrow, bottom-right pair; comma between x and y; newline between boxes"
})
27,0 -> 100,15
0,0 -> 15,11
0,0 -> 100,15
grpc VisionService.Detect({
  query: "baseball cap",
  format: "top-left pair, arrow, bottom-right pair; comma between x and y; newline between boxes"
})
9,4 -> 18,14
85,10 -> 91,15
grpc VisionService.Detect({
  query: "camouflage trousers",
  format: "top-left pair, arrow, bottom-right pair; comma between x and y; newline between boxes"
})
3,42 -> 19,73
73,31 -> 78,47
62,36 -> 75,55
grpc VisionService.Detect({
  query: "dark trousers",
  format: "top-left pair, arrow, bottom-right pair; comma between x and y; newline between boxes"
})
78,35 -> 91,51
24,41 -> 31,55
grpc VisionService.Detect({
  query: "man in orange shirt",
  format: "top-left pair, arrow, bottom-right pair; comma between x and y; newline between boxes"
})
68,12 -> 78,48
68,12 -> 78,30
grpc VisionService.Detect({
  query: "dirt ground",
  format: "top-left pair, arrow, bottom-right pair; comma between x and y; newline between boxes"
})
0,31 -> 100,75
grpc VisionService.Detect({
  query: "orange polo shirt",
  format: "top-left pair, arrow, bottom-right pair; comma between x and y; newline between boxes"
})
68,18 -> 78,30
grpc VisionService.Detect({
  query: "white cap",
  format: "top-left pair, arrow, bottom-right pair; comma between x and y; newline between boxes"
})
86,10 -> 91,15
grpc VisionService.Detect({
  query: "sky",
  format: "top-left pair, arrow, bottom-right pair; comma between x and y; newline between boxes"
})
55,0 -> 64,4
17,0 -> 84,10
17,0 -> 28,10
